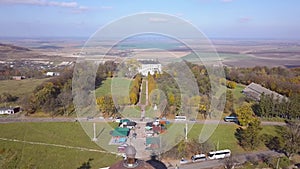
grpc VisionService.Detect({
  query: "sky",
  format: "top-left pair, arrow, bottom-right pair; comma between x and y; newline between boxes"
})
0,0 -> 300,39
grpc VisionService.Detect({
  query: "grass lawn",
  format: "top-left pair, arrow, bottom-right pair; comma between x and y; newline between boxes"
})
0,140 -> 119,169
0,122 -> 280,168
120,106 -> 142,118
229,83 -> 246,108
0,78 -> 48,97
0,122 -> 121,168
95,78 -> 132,98
95,78 -> 113,97
187,123 -> 279,154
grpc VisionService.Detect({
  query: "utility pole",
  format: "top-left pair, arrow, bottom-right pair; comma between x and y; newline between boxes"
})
185,122 -> 188,141
92,123 -> 98,142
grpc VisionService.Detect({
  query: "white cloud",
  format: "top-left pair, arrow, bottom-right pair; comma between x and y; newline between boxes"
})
0,0 -> 88,11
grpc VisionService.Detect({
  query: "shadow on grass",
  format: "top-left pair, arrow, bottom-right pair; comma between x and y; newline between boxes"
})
77,158 -> 93,169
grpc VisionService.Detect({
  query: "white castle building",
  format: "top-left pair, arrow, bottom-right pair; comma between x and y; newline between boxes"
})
137,59 -> 162,76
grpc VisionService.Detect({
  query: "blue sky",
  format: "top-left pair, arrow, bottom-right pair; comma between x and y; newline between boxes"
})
0,0 -> 299,39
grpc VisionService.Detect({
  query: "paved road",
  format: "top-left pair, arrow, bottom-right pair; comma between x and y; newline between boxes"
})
127,122 -> 151,159
168,150 -> 283,169
0,117 -> 286,126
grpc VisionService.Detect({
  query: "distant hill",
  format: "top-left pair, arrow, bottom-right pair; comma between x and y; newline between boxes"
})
0,43 -> 31,52
34,45 -> 63,50
0,43 -> 70,61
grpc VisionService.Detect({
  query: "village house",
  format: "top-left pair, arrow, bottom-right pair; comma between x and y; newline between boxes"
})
46,72 -> 60,76
12,76 -> 26,80
0,107 -> 20,115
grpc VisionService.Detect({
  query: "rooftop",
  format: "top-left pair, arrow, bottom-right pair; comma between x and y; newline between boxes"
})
138,59 -> 160,65
242,82 -> 286,101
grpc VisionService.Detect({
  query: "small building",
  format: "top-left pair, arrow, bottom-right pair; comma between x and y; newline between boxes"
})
12,76 -> 26,80
46,72 -> 60,76
111,127 -> 130,144
137,59 -> 162,76
0,107 -> 19,115
242,82 -> 286,101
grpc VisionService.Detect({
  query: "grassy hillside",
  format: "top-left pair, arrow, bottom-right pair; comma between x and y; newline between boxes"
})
0,122 -> 279,168
0,122 -> 120,168
95,78 -> 132,97
188,123 -> 278,154
0,78 -> 48,97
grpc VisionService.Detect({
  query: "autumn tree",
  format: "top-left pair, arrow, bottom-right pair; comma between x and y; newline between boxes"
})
129,74 -> 142,105
236,103 -> 257,126
168,92 -> 175,106
148,73 -> 156,96
96,95 -> 117,116
227,81 -> 237,89
224,90 -> 235,115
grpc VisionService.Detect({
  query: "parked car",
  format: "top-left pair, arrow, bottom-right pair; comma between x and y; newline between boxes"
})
115,117 -> 121,123
180,158 -> 188,164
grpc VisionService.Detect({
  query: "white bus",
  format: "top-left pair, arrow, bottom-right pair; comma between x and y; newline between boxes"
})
208,149 -> 231,160
191,154 -> 206,162
224,116 -> 238,123
175,116 -> 187,121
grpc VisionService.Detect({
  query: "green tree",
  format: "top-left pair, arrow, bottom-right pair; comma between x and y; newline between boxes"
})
235,119 -> 262,150
0,92 -> 18,102
282,121 -> 300,158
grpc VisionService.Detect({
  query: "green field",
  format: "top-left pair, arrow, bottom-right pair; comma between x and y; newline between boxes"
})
188,123 -> 278,154
95,78 -> 113,97
181,52 -> 250,62
229,83 -> 246,109
231,83 -> 246,101
0,122 -> 120,168
0,78 -> 48,97
0,122 -> 280,168
95,78 -> 132,97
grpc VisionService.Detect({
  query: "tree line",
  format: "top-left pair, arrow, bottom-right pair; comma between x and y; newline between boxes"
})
129,73 -> 142,105
225,66 -> 300,96
21,62 -> 117,116
253,93 -> 300,120
234,103 -> 300,160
